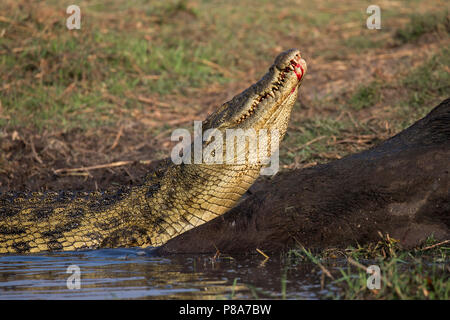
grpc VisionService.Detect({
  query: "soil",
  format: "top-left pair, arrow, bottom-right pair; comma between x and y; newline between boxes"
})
0,125 -> 162,192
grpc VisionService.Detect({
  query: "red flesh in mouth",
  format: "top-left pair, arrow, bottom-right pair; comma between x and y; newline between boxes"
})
289,55 -> 304,94
294,63 -> 304,81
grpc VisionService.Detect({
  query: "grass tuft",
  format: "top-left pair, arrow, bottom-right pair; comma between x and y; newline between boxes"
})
287,235 -> 449,300
349,82 -> 381,111
395,11 -> 450,44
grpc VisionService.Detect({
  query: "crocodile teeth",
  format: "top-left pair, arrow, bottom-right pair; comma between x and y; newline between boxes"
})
268,91 -> 275,98
289,65 -> 295,71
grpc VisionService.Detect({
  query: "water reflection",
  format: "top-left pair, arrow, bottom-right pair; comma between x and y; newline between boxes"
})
0,248 -> 338,299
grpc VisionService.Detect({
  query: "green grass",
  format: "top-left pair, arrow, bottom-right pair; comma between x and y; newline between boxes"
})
281,117 -> 349,165
392,47 -> 450,129
0,5 -> 232,129
343,36 -> 384,52
288,235 -> 449,299
349,82 -> 381,111
395,11 -> 450,44
1,0 -> 307,130
402,47 -> 450,106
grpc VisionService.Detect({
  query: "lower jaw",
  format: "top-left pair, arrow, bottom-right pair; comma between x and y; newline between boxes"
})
259,95 -> 295,128
290,82 -> 300,94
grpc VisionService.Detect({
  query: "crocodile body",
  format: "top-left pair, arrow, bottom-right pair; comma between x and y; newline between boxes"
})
0,49 -> 307,254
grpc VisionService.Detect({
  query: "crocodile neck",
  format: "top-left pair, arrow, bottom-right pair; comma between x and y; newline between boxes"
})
0,49 -> 307,254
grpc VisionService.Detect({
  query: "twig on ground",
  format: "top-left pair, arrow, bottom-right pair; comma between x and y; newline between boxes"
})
420,240 -> 450,251
256,248 -> 270,259
287,135 -> 327,154
29,138 -> 43,164
53,160 -> 153,174
108,125 -> 124,151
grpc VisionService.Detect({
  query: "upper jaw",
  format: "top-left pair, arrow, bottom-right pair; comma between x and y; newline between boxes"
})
275,51 -> 307,85
234,51 -> 307,126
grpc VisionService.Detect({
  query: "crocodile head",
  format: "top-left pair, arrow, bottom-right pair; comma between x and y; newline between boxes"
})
203,48 -> 307,133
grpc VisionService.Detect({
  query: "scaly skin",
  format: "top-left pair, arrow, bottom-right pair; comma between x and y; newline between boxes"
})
0,49 -> 307,254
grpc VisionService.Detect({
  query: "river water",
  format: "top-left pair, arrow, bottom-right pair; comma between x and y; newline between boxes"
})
0,248 -> 339,299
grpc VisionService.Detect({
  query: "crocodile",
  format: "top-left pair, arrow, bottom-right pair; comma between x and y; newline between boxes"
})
0,49 -> 307,254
